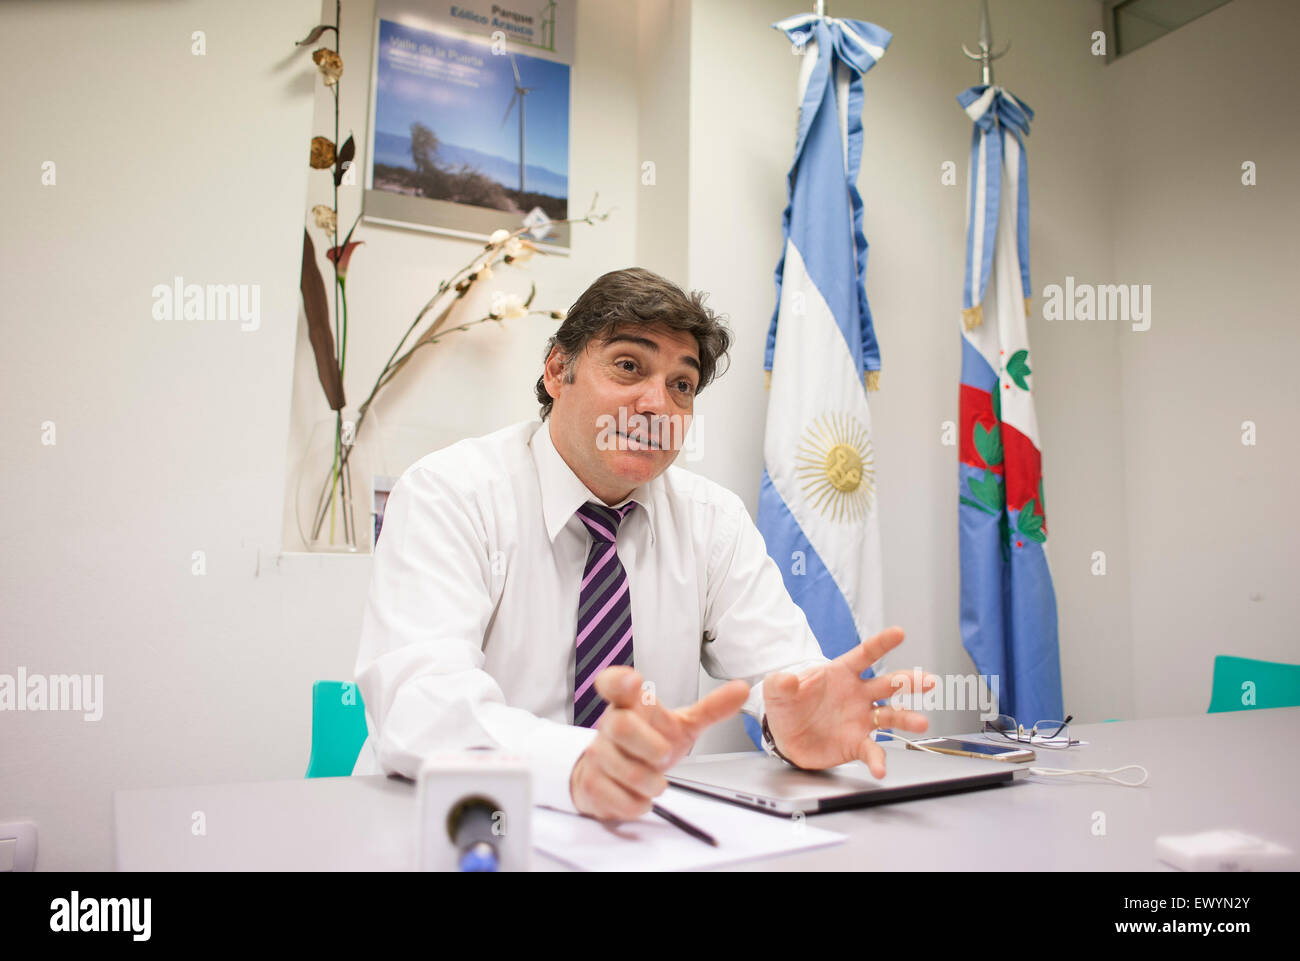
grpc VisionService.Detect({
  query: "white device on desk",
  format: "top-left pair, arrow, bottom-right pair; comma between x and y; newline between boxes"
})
666,748 -> 1018,816
1156,830 -> 1298,871
417,751 -> 532,871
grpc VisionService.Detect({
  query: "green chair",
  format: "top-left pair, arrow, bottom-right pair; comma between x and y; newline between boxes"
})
305,680 -> 369,778
1208,655 -> 1300,714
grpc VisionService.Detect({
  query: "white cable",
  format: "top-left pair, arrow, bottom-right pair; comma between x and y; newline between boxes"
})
1024,764 -> 1148,786
873,729 -> 1149,786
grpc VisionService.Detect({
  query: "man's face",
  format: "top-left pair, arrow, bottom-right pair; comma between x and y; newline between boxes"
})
544,324 -> 700,504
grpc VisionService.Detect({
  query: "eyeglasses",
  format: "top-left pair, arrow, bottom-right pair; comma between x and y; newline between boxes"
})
982,713 -> 1078,749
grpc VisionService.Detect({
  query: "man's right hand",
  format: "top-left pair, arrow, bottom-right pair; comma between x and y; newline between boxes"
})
569,666 -> 750,820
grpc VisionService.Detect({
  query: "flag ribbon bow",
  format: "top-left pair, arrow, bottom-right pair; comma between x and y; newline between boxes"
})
767,13 -> 892,390
958,84 -> 1034,330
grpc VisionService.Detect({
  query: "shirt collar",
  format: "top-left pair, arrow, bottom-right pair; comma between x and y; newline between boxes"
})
529,420 -> 658,547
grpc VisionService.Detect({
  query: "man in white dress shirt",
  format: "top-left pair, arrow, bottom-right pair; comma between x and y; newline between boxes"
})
353,267 -> 935,820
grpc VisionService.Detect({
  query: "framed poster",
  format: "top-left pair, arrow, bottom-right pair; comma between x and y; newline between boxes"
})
363,0 -> 576,252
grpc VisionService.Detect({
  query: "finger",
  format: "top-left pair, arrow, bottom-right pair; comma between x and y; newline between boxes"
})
870,704 -> 930,734
622,674 -> 684,733
761,671 -> 800,707
594,738 -> 670,800
584,767 -> 654,821
598,706 -> 673,767
675,679 -> 750,736
867,668 -> 939,706
856,735 -> 887,779
837,626 -> 905,675
596,668 -> 678,746
593,666 -> 643,710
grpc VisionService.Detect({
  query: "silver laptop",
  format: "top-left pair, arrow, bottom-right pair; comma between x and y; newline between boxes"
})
666,748 -> 1020,816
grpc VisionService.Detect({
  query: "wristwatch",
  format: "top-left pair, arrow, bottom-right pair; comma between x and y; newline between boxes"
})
760,713 -> 807,770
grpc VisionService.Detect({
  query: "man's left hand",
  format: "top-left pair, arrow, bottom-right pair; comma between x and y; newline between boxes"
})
761,626 -> 936,778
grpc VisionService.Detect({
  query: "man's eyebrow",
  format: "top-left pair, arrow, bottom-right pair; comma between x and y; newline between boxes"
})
604,333 -> 701,374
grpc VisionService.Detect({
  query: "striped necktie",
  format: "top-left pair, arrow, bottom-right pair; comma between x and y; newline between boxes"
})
573,500 -> 638,728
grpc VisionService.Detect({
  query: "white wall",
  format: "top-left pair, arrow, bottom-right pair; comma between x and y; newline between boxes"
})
1,0 -> 321,870
1104,0 -> 1300,717
635,0 -> 692,283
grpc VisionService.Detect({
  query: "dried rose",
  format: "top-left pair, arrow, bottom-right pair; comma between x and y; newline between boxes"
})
310,136 -> 336,169
312,48 -> 343,86
311,205 -> 337,233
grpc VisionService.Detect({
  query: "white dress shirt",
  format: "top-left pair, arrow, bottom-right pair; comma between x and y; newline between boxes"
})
352,418 -> 829,812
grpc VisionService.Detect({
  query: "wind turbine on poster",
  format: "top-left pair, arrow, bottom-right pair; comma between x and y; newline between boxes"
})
499,50 -> 539,193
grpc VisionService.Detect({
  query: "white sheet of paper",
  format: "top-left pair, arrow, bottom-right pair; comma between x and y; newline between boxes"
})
532,785 -> 845,871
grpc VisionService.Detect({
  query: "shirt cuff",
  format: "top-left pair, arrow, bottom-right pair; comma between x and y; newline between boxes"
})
521,722 -> 601,814
742,682 -> 767,724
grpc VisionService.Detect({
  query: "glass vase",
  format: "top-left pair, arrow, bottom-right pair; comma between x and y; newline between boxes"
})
293,406 -> 386,553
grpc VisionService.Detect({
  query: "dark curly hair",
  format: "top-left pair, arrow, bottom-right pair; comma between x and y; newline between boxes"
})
534,267 -> 732,420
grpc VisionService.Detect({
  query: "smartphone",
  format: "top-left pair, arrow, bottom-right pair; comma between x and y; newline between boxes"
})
905,737 -> 1036,763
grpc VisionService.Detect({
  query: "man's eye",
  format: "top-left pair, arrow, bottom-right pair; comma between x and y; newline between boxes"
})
676,381 -> 696,394
618,360 -> 637,372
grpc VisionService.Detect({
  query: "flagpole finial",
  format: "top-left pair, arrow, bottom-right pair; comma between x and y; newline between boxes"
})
961,0 -> 1011,85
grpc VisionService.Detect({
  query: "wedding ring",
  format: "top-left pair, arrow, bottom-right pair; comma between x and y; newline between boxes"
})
872,706 -> 881,729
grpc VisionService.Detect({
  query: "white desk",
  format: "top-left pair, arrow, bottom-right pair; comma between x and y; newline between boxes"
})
112,708 -> 1300,871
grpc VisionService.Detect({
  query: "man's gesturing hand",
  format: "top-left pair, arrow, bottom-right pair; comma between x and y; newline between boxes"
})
761,626 -> 937,779
569,667 -> 749,820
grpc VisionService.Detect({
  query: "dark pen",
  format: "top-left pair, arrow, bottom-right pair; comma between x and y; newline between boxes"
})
651,803 -> 718,846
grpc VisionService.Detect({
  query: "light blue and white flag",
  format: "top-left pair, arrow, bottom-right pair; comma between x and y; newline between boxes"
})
748,13 -> 891,745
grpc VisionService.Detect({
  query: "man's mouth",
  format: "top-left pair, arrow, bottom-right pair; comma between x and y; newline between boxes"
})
616,429 -> 661,451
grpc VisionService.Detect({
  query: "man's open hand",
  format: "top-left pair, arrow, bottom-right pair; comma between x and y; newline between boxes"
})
762,626 -> 936,778
569,667 -> 749,820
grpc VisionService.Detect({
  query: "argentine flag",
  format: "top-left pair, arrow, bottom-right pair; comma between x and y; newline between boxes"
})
747,14 -> 891,745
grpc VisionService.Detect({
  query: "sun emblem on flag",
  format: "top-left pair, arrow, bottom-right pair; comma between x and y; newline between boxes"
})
795,412 -> 875,523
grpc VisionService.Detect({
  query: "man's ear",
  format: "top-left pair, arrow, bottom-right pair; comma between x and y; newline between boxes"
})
543,345 -> 569,397
542,345 -> 569,401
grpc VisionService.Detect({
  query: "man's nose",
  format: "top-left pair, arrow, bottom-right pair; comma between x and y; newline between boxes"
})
633,379 -> 671,415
